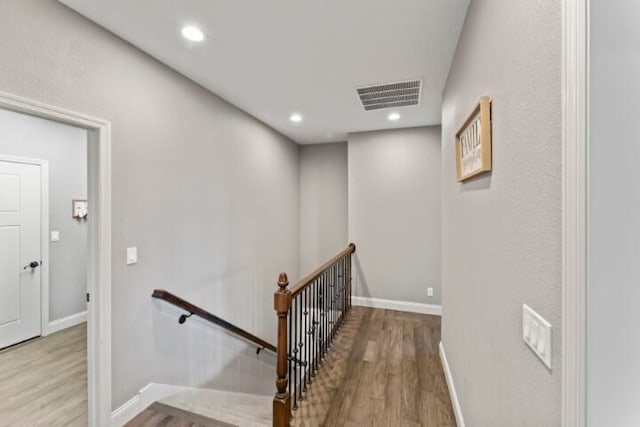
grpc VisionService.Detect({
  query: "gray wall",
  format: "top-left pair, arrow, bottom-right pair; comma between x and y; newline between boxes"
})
440,0 -> 562,425
0,0 -> 299,409
0,108 -> 88,322
348,127 -> 442,305
588,1 -> 640,425
299,142 -> 348,275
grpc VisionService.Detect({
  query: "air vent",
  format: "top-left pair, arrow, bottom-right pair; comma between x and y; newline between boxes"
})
356,80 -> 422,111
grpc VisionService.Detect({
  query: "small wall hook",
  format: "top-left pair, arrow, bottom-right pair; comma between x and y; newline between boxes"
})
178,312 -> 193,324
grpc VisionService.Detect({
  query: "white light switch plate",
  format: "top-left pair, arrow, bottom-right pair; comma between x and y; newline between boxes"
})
126,247 -> 138,265
51,231 -> 60,242
523,304 -> 552,369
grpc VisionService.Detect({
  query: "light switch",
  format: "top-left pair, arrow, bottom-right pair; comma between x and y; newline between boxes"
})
51,231 -> 60,242
126,247 -> 138,265
522,304 -> 552,369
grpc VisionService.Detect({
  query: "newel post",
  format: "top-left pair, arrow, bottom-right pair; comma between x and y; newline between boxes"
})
273,272 -> 292,427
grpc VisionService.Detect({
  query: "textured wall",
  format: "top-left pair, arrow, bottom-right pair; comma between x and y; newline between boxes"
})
588,1 -> 640,425
348,127 -> 442,305
299,142 -> 348,275
440,0 -> 562,425
0,0 -> 299,410
0,108 -> 88,322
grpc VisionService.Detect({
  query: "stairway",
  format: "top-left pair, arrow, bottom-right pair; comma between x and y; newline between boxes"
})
146,244 -> 357,427
126,389 -> 272,427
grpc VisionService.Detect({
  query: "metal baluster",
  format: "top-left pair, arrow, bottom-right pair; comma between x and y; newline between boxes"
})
323,270 -> 328,356
320,273 -> 324,358
292,295 -> 298,410
340,257 -> 347,324
288,307 -> 292,400
328,267 -> 332,347
339,260 -> 342,328
336,262 -> 340,334
301,288 -> 309,395
304,286 -> 313,390
338,258 -> 342,328
336,262 -> 340,335
340,257 -> 347,323
329,266 -> 336,344
348,253 -> 352,310
333,263 -> 337,340
310,280 -> 314,377
326,267 -> 330,347
309,280 -> 316,378
298,295 -> 303,400
313,279 -> 320,372
336,258 -> 344,329
337,258 -> 344,329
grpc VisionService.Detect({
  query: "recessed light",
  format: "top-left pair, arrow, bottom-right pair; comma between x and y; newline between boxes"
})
388,112 -> 401,121
182,26 -> 204,42
290,113 -> 303,123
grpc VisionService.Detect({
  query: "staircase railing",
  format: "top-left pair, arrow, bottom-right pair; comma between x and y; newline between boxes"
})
152,289 -> 276,353
273,243 -> 356,427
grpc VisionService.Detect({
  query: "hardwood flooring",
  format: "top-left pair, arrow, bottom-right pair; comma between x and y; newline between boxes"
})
292,306 -> 455,427
0,323 -> 87,426
127,402 -> 236,427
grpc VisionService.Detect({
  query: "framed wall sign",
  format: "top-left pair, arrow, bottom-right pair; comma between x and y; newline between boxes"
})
455,96 -> 492,181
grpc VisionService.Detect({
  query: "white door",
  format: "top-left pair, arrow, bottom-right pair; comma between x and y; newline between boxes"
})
0,160 -> 41,349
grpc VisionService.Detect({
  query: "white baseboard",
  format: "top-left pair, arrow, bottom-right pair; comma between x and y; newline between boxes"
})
352,296 -> 442,316
439,342 -> 465,427
46,310 -> 87,335
110,393 -> 141,427
110,383 -> 195,426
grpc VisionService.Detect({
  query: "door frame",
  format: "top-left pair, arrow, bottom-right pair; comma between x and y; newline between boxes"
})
562,0 -> 588,426
0,155 -> 50,339
0,91 -> 112,426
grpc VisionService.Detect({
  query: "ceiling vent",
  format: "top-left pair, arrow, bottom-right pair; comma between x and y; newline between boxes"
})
356,79 -> 422,111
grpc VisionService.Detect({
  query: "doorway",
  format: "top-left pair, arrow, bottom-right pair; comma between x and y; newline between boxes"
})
0,91 -> 112,426
0,111 -> 89,424
0,157 -> 47,348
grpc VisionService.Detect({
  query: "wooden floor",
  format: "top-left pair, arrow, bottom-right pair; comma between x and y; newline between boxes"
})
0,323 -> 88,426
292,306 -> 455,427
128,402 -> 235,427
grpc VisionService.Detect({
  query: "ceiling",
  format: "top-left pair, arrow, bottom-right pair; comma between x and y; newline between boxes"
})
59,0 -> 470,144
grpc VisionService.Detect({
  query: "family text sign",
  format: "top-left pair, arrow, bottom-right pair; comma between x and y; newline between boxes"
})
455,97 -> 492,181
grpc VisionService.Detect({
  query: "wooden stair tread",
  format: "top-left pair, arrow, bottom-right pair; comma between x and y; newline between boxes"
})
126,402 -> 236,427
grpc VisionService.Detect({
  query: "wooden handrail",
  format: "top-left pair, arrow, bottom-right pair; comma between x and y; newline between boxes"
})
289,243 -> 356,297
152,289 -> 277,353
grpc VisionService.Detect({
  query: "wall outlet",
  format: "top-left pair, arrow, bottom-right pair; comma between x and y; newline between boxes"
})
522,304 -> 552,369
51,231 -> 60,242
427,287 -> 434,297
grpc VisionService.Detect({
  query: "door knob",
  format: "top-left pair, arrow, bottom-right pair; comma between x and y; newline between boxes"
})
23,261 -> 40,270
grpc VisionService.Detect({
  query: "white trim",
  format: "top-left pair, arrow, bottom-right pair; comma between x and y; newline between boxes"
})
352,296 -> 442,315
110,394 -> 141,427
110,383 -> 197,427
0,155 -> 50,340
0,91 -> 113,427
562,0 -> 588,426
47,310 -> 87,335
439,342 -> 465,427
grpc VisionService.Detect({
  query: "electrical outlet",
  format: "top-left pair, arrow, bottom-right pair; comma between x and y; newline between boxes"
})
522,304 -> 552,369
51,231 -> 60,242
427,287 -> 434,297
